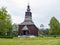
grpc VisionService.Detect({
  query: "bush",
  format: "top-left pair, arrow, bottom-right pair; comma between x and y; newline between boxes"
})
0,36 -> 13,39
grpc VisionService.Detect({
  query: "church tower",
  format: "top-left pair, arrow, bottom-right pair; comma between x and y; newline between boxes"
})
21,5 -> 34,25
24,5 -> 33,24
18,5 -> 39,36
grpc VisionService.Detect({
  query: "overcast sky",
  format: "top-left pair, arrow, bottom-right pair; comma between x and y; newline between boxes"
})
0,0 -> 60,28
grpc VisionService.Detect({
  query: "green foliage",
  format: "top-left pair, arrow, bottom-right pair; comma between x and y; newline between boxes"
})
40,28 -> 49,35
49,17 -> 60,35
12,31 -> 18,37
12,23 -> 18,37
12,23 -> 18,31
0,7 -> 12,36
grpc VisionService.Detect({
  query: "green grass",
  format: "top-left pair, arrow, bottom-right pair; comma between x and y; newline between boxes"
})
0,37 -> 60,45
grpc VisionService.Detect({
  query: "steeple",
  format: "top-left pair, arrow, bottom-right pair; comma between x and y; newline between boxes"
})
27,5 -> 30,12
25,4 -> 32,22
20,1 -> 34,25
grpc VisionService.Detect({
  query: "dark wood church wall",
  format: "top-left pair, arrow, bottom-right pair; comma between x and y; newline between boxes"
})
18,25 -> 39,36
27,25 -> 39,36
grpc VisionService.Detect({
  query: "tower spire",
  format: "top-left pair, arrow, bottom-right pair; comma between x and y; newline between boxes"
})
27,0 -> 30,12
27,0 -> 29,5
27,5 -> 30,12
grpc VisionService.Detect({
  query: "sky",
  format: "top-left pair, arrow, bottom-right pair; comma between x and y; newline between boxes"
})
0,0 -> 60,28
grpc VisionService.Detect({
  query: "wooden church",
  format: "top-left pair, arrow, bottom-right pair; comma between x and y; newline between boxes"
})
18,5 -> 39,36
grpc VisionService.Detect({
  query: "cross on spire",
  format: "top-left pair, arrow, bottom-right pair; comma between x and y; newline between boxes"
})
27,0 -> 30,12
27,0 -> 29,5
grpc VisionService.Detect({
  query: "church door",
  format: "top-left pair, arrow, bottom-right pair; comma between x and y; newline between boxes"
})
23,30 -> 29,35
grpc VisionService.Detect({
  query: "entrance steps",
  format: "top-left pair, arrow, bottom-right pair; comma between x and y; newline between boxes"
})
18,35 -> 35,38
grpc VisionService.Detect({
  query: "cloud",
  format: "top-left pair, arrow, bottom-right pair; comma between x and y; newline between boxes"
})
11,15 -> 24,24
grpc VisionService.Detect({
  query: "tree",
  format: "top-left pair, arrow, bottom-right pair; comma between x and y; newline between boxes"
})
0,7 -> 12,36
40,28 -> 49,35
12,23 -> 18,37
49,16 -> 60,35
12,23 -> 18,31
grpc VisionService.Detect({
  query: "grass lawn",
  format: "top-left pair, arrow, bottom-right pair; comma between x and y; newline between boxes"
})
0,37 -> 60,45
